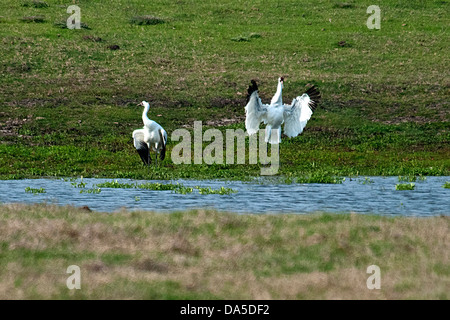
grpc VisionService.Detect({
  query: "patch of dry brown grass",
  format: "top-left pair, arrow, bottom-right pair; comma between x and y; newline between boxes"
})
0,204 -> 448,299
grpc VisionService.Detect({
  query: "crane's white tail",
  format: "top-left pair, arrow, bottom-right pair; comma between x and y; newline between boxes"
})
265,126 -> 281,144
304,85 -> 321,111
159,129 -> 166,161
133,129 -> 151,165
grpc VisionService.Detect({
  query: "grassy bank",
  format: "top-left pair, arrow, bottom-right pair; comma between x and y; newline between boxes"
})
0,0 -> 449,180
0,203 -> 448,299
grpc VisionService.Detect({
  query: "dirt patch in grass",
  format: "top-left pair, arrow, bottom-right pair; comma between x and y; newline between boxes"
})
4,98 -> 68,108
20,16 -> 45,23
0,116 -> 33,139
333,99 -> 448,124
134,258 -> 169,273
82,35 -> 103,42
306,126 -> 354,137
22,1 -> 49,8
209,97 -> 245,109
205,116 -> 245,127
376,115 -> 435,125
130,15 -> 165,25
3,62 -> 32,73
107,44 -> 120,51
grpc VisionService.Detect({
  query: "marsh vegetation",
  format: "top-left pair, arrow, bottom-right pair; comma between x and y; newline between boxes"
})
0,0 -> 448,181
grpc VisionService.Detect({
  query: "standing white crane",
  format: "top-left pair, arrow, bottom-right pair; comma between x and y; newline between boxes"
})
132,101 -> 167,166
244,77 -> 320,144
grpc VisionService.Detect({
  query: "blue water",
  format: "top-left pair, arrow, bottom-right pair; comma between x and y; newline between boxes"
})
0,177 -> 449,216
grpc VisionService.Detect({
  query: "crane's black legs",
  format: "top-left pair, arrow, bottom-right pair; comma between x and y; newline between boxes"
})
138,147 -> 165,167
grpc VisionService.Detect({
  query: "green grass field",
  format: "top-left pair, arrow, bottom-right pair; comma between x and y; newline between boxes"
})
0,0 -> 448,180
0,203 -> 448,300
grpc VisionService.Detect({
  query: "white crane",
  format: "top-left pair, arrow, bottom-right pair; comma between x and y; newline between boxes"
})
244,77 -> 320,144
132,101 -> 168,165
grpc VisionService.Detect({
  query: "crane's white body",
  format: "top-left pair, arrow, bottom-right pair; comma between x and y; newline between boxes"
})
245,78 -> 319,144
133,120 -> 166,153
132,101 -> 167,165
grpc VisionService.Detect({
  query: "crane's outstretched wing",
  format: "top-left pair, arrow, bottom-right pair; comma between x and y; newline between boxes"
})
132,129 -> 150,165
244,80 -> 269,135
283,85 -> 321,138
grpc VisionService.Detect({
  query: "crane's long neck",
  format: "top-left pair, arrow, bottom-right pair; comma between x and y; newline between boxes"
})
271,81 -> 283,106
142,104 -> 154,127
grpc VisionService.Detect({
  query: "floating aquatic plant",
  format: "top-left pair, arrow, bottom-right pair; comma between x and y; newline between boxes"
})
297,175 -> 345,184
195,186 -> 237,195
80,188 -> 101,194
96,180 -> 135,188
94,180 -> 236,195
358,177 -> 374,185
395,183 -> 415,191
173,185 -> 194,194
96,180 -> 192,193
61,177 -> 78,182
25,187 -> 46,194
398,176 -> 417,182
71,177 -> 87,188
137,182 -> 184,191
